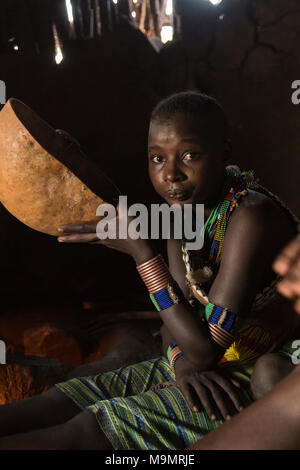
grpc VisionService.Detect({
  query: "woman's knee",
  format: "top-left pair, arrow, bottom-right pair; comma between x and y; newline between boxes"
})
250,353 -> 294,400
38,386 -> 82,424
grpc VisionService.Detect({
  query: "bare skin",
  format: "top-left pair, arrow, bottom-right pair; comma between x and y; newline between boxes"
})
0,113 -> 297,448
274,236 -> 300,313
250,352 -> 295,400
0,394 -> 111,450
189,363 -> 300,450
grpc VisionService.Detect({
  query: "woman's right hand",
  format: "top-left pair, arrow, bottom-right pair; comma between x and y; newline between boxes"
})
175,356 -> 243,421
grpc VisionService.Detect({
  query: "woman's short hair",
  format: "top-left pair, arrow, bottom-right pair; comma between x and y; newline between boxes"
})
150,91 -> 228,145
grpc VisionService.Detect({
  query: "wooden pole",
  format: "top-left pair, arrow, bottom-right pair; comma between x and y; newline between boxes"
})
106,0 -> 113,32
72,0 -> 85,39
150,0 -> 161,37
94,0 -> 102,35
139,0 -> 147,32
99,0 -> 110,34
80,0 -> 91,38
173,0 -> 181,40
52,0 -> 71,47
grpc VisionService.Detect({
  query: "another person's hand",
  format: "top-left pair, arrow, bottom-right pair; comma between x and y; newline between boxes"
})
273,236 -> 300,313
174,357 -> 243,421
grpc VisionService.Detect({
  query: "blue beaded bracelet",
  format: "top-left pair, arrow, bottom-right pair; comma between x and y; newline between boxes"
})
149,281 -> 185,312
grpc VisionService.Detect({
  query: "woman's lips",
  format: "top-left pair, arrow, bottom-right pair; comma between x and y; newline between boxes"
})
166,190 -> 192,201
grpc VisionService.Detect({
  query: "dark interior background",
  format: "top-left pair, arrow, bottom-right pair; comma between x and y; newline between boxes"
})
0,0 -> 299,315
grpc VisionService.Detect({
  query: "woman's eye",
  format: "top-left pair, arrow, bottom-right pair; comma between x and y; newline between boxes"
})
151,155 -> 164,163
183,152 -> 200,161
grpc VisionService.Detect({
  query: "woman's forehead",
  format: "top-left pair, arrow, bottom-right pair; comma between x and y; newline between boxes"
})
148,115 -> 207,146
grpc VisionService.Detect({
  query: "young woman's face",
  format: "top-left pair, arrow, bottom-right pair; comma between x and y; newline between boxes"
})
148,113 -> 226,207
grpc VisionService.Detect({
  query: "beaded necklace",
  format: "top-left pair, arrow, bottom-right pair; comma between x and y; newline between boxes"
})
209,171 -> 247,266
182,167 -> 247,305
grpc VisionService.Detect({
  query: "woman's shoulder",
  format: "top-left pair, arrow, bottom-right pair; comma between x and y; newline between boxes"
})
227,166 -> 297,227
234,188 -> 296,227
238,188 -> 276,211
226,187 -> 297,252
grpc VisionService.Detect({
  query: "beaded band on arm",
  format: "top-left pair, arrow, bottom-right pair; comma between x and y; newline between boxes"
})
205,302 -> 244,350
169,346 -> 183,371
136,254 -> 186,371
166,341 -> 183,371
136,254 -> 185,312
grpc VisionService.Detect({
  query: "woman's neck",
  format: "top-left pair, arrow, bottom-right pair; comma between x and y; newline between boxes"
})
203,169 -> 227,220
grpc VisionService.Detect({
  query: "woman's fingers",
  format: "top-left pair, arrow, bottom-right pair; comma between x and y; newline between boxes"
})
57,221 -> 99,234
191,380 -> 219,420
198,372 -> 243,419
179,381 -> 198,411
57,233 -> 98,243
178,371 -> 244,421
208,372 -> 243,413
199,375 -> 233,420
273,237 -> 300,276
229,378 -> 241,388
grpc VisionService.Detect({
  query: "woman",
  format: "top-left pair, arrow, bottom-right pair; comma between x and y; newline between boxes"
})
0,92 -> 299,449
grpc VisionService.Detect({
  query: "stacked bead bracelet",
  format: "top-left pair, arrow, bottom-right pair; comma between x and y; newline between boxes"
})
167,341 -> 177,360
169,347 -> 183,371
136,254 -> 185,312
167,341 -> 183,371
205,302 -> 244,350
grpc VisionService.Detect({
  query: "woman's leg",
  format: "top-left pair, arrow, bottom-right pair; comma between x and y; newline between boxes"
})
0,356 -> 171,450
250,353 -> 295,399
0,386 -> 81,438
0,409 -> 111,450
0,317 -> 162,439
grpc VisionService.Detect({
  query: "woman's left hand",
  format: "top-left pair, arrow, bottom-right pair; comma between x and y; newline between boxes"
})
175,357 -> 243,421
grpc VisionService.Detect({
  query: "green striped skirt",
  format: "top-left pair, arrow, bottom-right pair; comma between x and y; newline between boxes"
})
55,356 -> 254,450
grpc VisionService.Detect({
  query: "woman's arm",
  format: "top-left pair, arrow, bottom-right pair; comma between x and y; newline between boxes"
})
160,236 -> 224,368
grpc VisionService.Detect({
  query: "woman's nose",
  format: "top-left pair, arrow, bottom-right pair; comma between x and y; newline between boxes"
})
164,161 -> 185,182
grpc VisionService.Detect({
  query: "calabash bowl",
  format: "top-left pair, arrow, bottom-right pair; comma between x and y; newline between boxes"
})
0,98 -> 120,236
